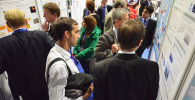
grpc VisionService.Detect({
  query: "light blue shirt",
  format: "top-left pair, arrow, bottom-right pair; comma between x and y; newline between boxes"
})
113,26 -> 118,40
148,1 -> 152,5
142,17 -> 150,28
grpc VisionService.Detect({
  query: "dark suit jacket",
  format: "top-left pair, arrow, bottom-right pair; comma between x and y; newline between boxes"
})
0,30 -> 54,100
135,16 -> 157,57
139,1 -> 153,16
96,5 -> 113,23
94,27 -> 117,62
94,53 -> 159,100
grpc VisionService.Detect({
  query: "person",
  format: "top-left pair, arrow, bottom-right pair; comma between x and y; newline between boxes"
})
45,17 -> 93,100
94,8 -> 129,62
73,15 -> 101,74
86,0 -> 101,28
139,0 -> 153,16
83,0 -> 95,18
0,9 -> 54,100
136,6 -> 157,57
96,0 -> 113,34
42,2 -> 60,41
104,0 -> 127,33
93,19 -> 159,100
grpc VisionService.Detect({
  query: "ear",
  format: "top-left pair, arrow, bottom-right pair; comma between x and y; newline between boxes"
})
6,22 -> 11,28
137,39 -> 143,47
25,19 -> 28,25
64,31 -> 70,38
54,13 -> 58,18
115,19 -> 119,24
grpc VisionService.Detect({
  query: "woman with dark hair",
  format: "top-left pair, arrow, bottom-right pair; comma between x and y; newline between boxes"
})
73,15 -> 101,74
85,0 -> 101,28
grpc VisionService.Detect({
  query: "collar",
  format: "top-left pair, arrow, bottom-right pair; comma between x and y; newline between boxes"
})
12,28 -> 28,34
142,17 -> 150,22
118,50 -> 135,54
113,26 -> 118,39
54,44 -> 71,61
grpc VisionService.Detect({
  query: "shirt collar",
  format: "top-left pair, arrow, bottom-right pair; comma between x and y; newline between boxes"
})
54,44 -> 71,60
113,26 -> 118,39
118,50 -> 135,54
142,17 -> 150,22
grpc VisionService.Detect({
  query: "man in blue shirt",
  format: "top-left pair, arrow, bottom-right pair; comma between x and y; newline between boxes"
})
136,6 -> 157,57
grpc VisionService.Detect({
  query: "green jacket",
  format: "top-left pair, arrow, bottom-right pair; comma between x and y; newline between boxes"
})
73,26 -> 101,61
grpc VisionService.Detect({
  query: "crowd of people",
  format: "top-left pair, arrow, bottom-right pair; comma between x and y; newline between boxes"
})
0,0 -> 159,100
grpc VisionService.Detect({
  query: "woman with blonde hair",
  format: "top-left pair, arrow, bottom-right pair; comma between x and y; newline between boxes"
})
73,15 -> 101,74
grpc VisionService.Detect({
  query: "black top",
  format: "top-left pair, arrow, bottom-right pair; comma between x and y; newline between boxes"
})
92,14 -> 101,28
0,30 -> 54,100
94,53 -> 159,100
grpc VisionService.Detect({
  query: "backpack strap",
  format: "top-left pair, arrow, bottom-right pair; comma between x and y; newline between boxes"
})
46,58 -> 72,85
103,33 -> 115,46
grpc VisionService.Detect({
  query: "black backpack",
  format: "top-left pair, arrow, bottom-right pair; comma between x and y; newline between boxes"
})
46,58 -> 93,98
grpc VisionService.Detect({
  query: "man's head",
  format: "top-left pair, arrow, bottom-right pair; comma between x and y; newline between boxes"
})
101,0 -> 108,6
53,17 -> 80,46
113,0 -> 127,8
86,0 -> 95,12
112,8 -> 129,29
142,6 -> 154,19
4,9 -> 27,30
43,2 -> 60,23
118,19 -> 145,51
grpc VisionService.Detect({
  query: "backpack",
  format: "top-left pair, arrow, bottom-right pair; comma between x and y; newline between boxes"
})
46,58 -> 93,98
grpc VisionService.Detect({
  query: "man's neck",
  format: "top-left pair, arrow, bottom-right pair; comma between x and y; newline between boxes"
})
13,25 -> 27,30
114,24 -> 118,30
57,40 -> 70,51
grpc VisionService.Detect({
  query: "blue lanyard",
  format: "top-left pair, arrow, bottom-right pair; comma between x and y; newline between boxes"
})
85,10 -> 89,16
82,30 -> 88,41
12,29 -> 28,34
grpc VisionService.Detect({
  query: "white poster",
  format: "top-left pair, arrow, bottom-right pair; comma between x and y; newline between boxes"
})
0,0 -> 42,38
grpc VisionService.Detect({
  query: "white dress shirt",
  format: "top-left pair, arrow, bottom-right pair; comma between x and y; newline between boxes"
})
45,44 -> 83,100
118,50 -> 135,54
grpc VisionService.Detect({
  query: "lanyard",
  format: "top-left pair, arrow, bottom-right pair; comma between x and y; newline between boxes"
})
12,29 -> 28,35
82,30 -> 87,41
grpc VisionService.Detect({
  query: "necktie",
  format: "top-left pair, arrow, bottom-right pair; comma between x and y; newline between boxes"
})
144,20 -> 147,27
102,6 -> 106,23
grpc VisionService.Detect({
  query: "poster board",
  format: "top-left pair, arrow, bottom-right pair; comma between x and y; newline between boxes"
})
151,0 -> 174,61
0,0 -> 42,38
36,0 -> 68,24
157,0 -> 195,99
177,51 -> 195,100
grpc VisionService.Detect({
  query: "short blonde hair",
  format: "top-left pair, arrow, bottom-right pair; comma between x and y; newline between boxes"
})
43,2 -> 60,17
4,9 -> 26,29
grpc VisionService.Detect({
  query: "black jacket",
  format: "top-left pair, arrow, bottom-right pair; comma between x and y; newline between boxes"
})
93,53 -> 159,100
94,53 -> 159,100
0,30 -> 54,100
135,16 -> 157,57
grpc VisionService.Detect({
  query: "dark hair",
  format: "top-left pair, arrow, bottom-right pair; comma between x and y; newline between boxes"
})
83,15 -> 97,32
43,2 -> 60,17
118,19 -> 145,49
86,0 -> 95,12
113,0 -> 126,8
53,17 -> 78,41
144,6 -> 154,14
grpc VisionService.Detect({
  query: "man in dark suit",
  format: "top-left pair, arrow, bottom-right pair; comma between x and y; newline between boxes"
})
94,8 -> 129,62
96,0 -> 113,34
139,0 -> 153,16
93,19 -> 159,100
136,6 -> 156,57
42,2 -> 60,41
83,0 -> 95,18
0,9 -> 54,100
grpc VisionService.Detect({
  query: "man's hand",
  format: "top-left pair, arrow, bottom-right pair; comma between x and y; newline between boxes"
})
99,1 -> 106,8
111,43 -> 118,53
42,21 -> 49,32
83,83 -> 93,99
